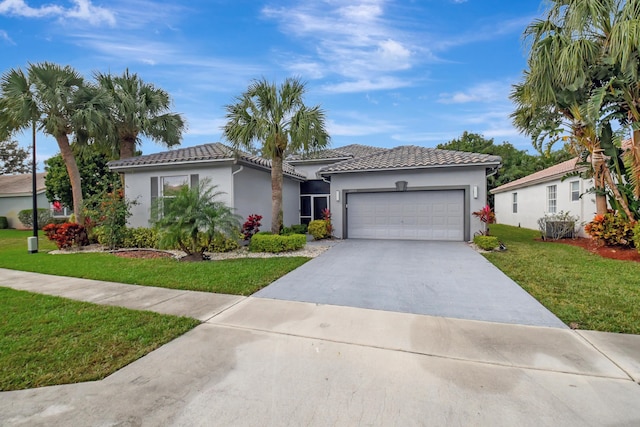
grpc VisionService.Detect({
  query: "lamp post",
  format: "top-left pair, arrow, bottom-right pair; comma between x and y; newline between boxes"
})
28,121 -> 38,254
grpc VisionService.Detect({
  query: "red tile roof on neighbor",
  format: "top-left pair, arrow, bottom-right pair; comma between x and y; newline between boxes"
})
491,157 -> 585,194
0,173 -> 46,197
107,142 -> 306,180
319,145 -> 502,174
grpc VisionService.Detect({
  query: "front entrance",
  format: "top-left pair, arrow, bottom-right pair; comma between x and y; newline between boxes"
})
300,180 -> 330,225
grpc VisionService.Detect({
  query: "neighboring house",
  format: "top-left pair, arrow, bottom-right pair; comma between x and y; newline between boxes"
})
491,158 -> 595,236
0,173 -> 48,229
109,142 -> 501,241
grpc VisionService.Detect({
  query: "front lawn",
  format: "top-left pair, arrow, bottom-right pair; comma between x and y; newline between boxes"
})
0,230 -> 309,295
0,287 -> 199,391
485,224 -> 640,334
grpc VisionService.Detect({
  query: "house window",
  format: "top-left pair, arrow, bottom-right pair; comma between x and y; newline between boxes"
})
300,180 -> 330,225
570,181 -> 580,201
512,193 -> 518,213
151,174 -> 198,219
547,185 -> 557,213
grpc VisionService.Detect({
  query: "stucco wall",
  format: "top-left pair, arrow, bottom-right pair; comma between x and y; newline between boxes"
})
233,166 -> 301,229
0,193 -> 49,228
123,164 -> 234,228
493,177 -> 595,237
327,166 -> 490,240
288,161 -> 337,179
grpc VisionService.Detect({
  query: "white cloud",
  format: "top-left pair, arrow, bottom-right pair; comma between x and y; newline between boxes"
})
438,81 -> 511,104
263,1 -> 419,91
0,29 -> 14,44
323,76 -> 411,93
0,0 -> 115,26
327,112 -> 400,137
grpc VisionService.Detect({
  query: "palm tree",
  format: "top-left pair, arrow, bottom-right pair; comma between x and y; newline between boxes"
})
512,0 -> 639,218
153,179 -> 241,260
94,69 -> 185,159
0,62 -> 102,223
223,77 -> 330,233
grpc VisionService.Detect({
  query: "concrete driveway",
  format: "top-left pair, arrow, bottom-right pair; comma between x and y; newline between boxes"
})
256,239 -> 566,328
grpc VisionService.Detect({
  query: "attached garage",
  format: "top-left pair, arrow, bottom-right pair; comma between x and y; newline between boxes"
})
319,145 -> 502,241
346,190 -> 465,241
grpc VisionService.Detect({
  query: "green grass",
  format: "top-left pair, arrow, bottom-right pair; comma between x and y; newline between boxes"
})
0,230 -> 309,295
485,224 -> 640,334
0,286 -> 199,391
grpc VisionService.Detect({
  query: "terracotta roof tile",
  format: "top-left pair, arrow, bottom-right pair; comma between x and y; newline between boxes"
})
0,173 -> 46,196
491,157 -> 584,194
319,145 -> 501,174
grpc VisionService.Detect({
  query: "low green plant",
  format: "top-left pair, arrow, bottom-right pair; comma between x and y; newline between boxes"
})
17,209 -> 52,229
473,235 -> 499,251
122,227 -> 159,249
207,231 -> 241,253
308,219 -> 329,240
584,212 -> 636,247
250,232 -> 306,253
281,224 -> 308,235
0,216 -> 8,229
633,223 -> 640,254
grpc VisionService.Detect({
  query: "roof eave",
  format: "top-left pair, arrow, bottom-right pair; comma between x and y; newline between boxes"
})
108,158 -> 234,171
491,168 -> 588,194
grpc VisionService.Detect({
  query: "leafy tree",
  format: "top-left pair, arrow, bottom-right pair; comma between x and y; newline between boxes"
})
152,179 -> 241,260
44,148 -> 121,210
94,69 -> 185,159
223,77 -> 330,233
0,62 -> 106,223
0,140 -> 30,174
437,132 -> 572,203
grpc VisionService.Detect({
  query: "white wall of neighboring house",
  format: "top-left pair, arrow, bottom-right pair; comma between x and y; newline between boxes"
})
327,166 -> 490,240
0,193 -> 49,228
493,176 -> 596,237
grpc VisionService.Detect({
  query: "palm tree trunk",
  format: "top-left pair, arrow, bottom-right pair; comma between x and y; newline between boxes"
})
56,134 -> 84,224
271,153 -> 284,233
119,136 -> 136,159
592,149 -> 608,215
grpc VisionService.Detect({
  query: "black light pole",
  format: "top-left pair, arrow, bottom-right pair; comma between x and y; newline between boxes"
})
28,120 -> 38,254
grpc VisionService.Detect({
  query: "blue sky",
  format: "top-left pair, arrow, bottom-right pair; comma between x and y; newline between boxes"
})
1,0 -> 547,166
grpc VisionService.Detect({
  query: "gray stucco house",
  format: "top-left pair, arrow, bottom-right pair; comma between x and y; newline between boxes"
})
0,173 -> 49,229
108,143 -> 501,241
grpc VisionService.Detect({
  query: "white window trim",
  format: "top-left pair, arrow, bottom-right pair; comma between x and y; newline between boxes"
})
570,181 -> 580,202
512,192 -> 518,214
547,185 -> 557,213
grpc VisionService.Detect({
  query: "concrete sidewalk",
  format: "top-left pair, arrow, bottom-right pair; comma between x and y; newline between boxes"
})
2,268 -> 640,426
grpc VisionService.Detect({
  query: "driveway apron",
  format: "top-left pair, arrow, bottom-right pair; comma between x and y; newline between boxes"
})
255,239 -> 567,328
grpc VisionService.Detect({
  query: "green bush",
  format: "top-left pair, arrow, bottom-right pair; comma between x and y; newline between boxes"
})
473,235 -> 499,251
633,223 -> 640,254
207,231 -> 240,253
308,220 -> 329,240
123,227 -> 159,249
18,209 -> 52,229
0,217 -> 8,229
281,224 -> 308,235
249,233 -> 306,253
585,212 -> 635,247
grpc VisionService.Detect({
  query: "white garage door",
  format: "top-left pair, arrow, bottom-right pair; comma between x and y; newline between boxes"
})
346,190 -> 465,241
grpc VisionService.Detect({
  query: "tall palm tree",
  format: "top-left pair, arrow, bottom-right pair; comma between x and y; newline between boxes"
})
0,62 -> 101,223
94,70 -> 185,159
223,77 -> 330,233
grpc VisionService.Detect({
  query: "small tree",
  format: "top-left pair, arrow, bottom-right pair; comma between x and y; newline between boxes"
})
152,179 -> 241,260
0,140 -> 30,174
83,188 -> 135,249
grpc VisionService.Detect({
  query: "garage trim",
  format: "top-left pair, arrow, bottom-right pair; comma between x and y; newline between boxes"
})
341,185 -> 471,241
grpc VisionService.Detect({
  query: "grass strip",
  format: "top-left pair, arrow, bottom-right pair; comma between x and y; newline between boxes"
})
0,287 -> 199,391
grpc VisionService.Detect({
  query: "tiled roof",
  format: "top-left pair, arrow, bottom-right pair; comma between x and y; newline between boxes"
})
287,144 -> 387,162
491,157 -> 584,194
0,173 -> 46,196
108,142 -> 306,179
319,145 -> 501,174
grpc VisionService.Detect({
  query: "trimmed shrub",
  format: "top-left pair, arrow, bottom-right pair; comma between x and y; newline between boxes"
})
281,224 -> 308,236
249,233 -> 306,253
584,212 -> 635,247
208,231 -> 240,253
0,216 -> 8,229
122,227 -> 159,249
42,223 -> 89,249
308,220 -> 329,240
473,235 -> 499,251
18,209 -> 52,229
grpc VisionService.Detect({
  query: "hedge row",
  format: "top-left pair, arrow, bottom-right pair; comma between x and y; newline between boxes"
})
249,232 -> 306,253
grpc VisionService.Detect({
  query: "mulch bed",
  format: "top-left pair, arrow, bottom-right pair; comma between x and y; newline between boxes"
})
111,249 -> 174,259
544,237 -> 640,263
